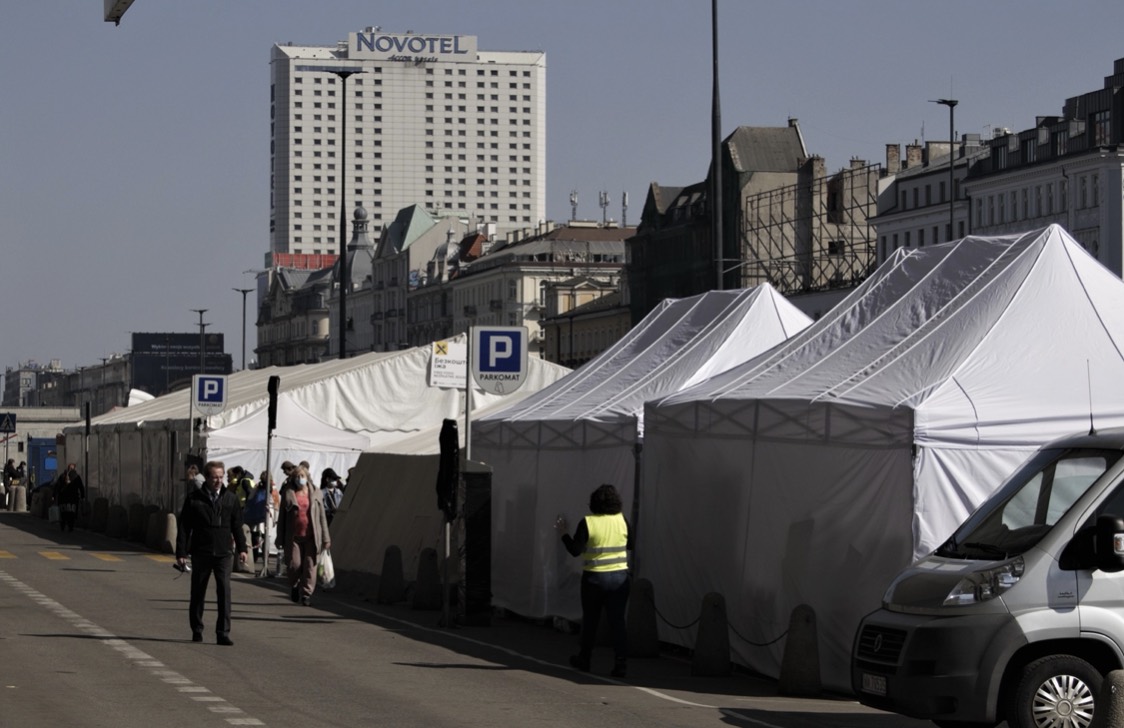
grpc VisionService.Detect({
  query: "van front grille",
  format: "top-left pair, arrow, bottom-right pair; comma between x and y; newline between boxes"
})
856,625 -> 906,664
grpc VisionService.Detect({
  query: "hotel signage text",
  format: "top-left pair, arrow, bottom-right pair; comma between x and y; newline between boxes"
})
350,32 -> 477,62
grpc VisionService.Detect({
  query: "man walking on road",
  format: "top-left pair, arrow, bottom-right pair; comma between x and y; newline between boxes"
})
176,460 -> 248,645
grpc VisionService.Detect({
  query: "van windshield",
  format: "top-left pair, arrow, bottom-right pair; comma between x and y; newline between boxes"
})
936,447 -> 1123,560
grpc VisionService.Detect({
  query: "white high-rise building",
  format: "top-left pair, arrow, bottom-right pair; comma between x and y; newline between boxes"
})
269,28 -> 547,261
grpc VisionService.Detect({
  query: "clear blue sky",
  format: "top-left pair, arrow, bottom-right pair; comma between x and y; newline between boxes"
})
2,1 -> 1123,382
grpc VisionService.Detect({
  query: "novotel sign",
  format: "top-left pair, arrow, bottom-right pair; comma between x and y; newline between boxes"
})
349,32 -> 477,62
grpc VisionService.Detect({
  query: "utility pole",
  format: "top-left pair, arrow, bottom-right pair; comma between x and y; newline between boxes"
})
932,98 -> 958,240
191,309 -> 208,374
711,0 -> 724,290
233,288 -> 254,370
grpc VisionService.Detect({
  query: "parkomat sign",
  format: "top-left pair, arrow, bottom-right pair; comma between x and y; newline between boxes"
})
349,32 -> 478,62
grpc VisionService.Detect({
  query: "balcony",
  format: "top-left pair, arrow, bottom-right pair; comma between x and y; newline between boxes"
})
463,305 -> 478,317
489,299 -> 503,311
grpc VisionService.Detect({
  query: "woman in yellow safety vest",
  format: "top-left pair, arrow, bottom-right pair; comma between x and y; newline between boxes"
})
556,483 -> 632,678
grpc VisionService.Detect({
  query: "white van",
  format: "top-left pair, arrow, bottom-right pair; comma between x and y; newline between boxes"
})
852,428 -> 1124,728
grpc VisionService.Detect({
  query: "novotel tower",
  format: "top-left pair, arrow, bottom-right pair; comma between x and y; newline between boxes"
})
269,28 -> 546,258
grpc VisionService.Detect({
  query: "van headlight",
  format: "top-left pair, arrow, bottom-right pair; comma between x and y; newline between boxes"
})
943,556 -> 1025,606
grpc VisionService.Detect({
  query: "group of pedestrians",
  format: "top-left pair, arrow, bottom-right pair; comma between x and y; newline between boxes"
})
2,459 -> 27,508
176,458 -> 345,644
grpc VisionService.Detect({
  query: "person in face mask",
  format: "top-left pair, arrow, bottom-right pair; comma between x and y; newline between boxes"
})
274,465 -> 331,606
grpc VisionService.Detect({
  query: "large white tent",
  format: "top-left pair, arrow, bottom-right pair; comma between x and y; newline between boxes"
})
330,399 -> 539,585
205,395 -> 370,486
472,285 -> 812,620
641,226 -> 1124,690
65,338 -> 570,510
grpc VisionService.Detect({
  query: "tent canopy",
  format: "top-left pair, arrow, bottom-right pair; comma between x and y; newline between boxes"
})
205,395 -> 370,482
642,226 -> 1124,690
473,285 -> 812,621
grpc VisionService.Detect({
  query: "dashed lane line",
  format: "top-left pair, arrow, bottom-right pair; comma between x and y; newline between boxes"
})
0,570 -> 266,726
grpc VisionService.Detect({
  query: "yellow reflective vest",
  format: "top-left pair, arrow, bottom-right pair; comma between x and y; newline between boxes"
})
582,513 -> 629,572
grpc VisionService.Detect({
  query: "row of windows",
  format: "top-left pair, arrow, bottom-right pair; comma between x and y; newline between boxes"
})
974,174 -> 1099,227
882,223 -> 965,254
292,219 -> 534,245
293,68 -> 532,81
899,179 -> 956,211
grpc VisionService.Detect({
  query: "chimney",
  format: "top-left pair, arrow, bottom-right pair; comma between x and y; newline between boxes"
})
905,142 -> 923,169
885,144 -> 901,173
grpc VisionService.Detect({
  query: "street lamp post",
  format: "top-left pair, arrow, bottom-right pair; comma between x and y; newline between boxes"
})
932,98 -> 958,241
332,69 -> 359,360
190,309 -> 208,374
233,288 -> 254,371
295,65 -> 360,359
711,0 -> 723,290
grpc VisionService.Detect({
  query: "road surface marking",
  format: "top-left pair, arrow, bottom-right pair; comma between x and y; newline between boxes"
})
40,551 -> 69,560
90,552 -> 123,562
0,570 -> 268,726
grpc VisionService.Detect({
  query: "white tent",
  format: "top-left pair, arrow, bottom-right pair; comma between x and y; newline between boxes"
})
205,395 -> 370,485
641,226 -> 1124,690
472,285 -> 812,620
330,398 -> 542,584
66,337 -> 571,510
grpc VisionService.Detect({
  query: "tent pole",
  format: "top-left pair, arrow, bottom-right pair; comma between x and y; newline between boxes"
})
261,431 -> 274,578
465,332 -> 473,462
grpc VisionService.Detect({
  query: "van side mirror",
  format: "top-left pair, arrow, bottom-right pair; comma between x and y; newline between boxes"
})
1095,515 -> 1124,573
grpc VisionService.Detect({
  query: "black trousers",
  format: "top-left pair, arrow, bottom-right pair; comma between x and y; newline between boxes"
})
578,570 -> 630,662
189,552 -> 233,636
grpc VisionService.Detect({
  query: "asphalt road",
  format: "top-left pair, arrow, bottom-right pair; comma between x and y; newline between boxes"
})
0,511 -> 939,728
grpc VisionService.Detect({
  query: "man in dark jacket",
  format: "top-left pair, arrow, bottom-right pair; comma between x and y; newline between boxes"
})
54,464 -> 85,532
176,460 -> 248,646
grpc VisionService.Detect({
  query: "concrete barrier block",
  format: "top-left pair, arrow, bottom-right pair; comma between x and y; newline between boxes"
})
691,592 -> 731,676
8,485 -> 27,513
778,604 -> 821,696
106,505 -> 129,539
1092,669 -> 1124,728
628,578 -> 660,658
378,545 -> 407,604
162,513 -> 177,553
90,498 -> 110,533
411,547 -> 443,610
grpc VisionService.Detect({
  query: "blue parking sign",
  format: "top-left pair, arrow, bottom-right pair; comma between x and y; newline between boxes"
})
193,374 -> 228,415
471,327 -> 528,394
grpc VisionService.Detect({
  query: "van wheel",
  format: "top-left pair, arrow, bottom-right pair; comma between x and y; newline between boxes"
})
1007,655 -> 1100,728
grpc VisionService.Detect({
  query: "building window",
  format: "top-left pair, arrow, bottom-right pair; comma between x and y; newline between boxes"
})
1090,110 -> 1111,146
1054,131 -> 1068,156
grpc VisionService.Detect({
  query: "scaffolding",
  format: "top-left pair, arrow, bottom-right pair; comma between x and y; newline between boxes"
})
737,162 -> 881,295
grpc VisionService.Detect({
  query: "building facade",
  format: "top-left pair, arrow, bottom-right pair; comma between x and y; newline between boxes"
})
876,58 -> 1124,274
540,287 -> 629,367
449,222 -> 631,357
872,137 -> 986,264
964,58 -> 1124,275
269,28 -> 546,262
255,268 -> 334,366
628,120 -> 882,324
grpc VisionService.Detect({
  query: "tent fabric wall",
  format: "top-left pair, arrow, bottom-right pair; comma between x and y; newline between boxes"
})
643,226 -> 1124,690
473,285 -> 812,620
329,452 -> 447,586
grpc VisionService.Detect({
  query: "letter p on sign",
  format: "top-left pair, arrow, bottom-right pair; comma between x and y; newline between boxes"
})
488,336 -> 512,368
